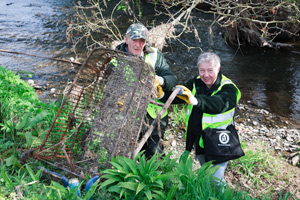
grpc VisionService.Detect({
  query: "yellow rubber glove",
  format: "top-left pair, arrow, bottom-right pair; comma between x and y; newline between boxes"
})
176,85 -> 198,105
155,76 -> 164,99
155,75 -> 164,86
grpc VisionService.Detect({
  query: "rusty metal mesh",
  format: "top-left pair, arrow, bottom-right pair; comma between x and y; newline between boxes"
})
34,48 -> 155,175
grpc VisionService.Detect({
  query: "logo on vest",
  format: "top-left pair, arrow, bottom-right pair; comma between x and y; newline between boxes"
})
218,131 -> 230,146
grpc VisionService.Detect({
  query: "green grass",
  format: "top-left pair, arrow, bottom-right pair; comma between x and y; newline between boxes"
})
227,141 -> 298,199
168,104 -> 187,127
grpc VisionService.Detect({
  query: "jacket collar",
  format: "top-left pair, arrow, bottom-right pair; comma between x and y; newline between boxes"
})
115,42 -> 154,55
209,71 -> 222,92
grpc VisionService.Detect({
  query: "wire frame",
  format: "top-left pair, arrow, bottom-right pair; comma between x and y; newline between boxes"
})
34,48 -> 155,176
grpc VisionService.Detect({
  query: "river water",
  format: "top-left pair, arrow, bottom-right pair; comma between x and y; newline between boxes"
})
1,0 -> 300,126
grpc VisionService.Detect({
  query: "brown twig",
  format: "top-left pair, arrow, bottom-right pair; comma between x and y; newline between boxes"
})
0,49 -> 81,65
38,158 -> 81,177
15,181 -> 38,198
62,142 -> 75,173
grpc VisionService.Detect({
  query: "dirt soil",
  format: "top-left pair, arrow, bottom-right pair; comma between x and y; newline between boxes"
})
225,144 -> 300,199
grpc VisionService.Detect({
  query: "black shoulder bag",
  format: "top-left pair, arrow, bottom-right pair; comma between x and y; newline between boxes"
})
202,124 -> 245,164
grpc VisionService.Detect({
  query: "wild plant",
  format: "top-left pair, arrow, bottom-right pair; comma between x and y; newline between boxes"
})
228,149 -> 277,188
168,104 -> 187,128
99,152 -> 176,199
0,66 -> 59,168
0,164 -> 44,199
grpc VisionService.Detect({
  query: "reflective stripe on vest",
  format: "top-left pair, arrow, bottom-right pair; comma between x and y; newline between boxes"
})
145,48 -> 168,119
184,75 -> 241,148
144,48 -> 157,68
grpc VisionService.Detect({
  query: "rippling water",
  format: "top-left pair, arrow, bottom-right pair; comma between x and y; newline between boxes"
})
1,0 -> 300,125
0,0 -> 77,89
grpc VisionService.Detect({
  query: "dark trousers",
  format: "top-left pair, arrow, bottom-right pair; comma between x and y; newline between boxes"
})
141,113 -> 168,159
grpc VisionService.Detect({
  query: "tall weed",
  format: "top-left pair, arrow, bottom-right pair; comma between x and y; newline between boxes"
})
168,104 -> 187,127
0,66 -> 59,168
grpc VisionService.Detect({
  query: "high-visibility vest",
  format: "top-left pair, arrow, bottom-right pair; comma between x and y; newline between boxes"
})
110,47 -> 167,119
145,47 -> 168,119
185,75 -> 241,148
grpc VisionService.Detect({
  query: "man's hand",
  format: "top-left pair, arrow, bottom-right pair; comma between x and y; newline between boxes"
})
155,76 -> 164,99
176,85 -> 198,105
179,150 -> 190,163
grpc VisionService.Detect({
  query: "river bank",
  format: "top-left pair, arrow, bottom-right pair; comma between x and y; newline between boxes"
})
164,102 -> 300,199
25,74 -> 300,199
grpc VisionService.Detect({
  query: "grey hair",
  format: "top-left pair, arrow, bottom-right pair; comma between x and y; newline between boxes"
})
197,52 -> 221,69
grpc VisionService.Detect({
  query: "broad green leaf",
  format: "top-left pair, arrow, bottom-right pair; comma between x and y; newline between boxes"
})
4,154 -> 17,167
119,188 -> 126,198
110,157 -> 126,172
137,156 -> 146,178
101,169 -> 122,175
166,185 -> 177,200
223,185 -> 233,199
85,178 -> 100,200
25,110 -> 49,130
118,182 -> 137,191
144,189 -> 152,200
124,173 -> 142,182
153,179 -> 164,189
123,157 -> 138,174
133,151 -> 144,162
35,166 -> 43,180
15,112 -> 31,130
145,154 -> 157,172
107,185 -> 121,194
24,132 -> 33,147
26,164 -> 37,181
136,182 -> 146,195
158,172 -> 175,182
0,141 -> 13,151
197,161 -> 213,173
117,157 -> 130,173
99,178 -> 119,189
152,191 -> 167,200
152,194 -> 161,199
50,181 -> 67,194
101,174 -> 122,181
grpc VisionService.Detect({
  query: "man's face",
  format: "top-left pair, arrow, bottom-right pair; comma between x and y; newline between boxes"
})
198,61 -> 220,89
125,36 -> 146,56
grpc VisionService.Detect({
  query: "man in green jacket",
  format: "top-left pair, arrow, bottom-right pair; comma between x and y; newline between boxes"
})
115,23 -> 177,159
175,52 -> 242,183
